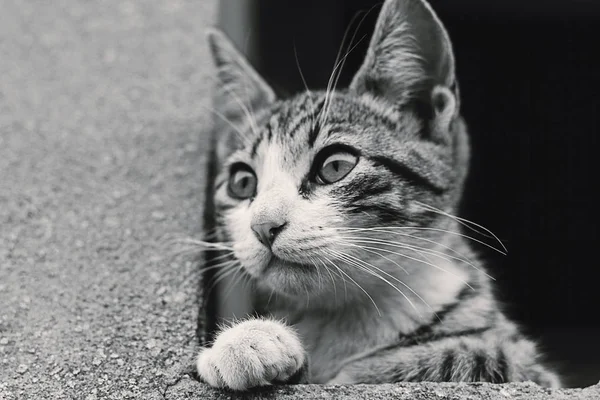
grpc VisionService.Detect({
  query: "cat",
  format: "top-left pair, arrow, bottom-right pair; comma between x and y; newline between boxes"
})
196,0 -> 561,391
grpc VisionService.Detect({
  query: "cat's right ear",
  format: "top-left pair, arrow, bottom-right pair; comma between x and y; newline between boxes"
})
206,28 -> 276,116
349,0 -> 459,134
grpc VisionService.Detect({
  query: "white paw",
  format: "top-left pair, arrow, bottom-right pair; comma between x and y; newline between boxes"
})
196,318 -> 305,391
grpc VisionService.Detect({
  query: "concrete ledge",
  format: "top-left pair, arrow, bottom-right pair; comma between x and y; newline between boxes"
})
165,379 -> 600,400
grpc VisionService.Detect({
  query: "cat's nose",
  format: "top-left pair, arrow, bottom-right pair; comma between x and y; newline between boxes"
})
251,221 -> 286,248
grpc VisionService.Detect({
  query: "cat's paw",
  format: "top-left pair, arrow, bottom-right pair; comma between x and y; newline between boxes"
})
196,318 -> 305,391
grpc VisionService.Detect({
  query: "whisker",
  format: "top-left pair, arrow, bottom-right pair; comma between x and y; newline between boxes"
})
200,258 -> 239,273
305,285 -> 310,308
205,263 -> 241,298
310,254 -> 326,292
347,244 -> 410,275
167,237 -> 234,251
222,265 -> 249,304
293,43 -> 311,94
319,10 -> 362,126
266,287 -> 276,308
166,242 -> 231,254
160,244 -> 229,267
323,252 -> 380,316
317,256 -> 338,301
337,234 -> 479,273
333,227 -> 495,280
165,247 -> 230,265
329,248 -> 427,317
209,70 -> 261,140
413,201 -> 508,253
161,247 -> 201,263
321,252 -> 347,299
302,253 -> 323,292
337,226 -> 506,256
238,27 -> 262,140
320,34 -> 368,127
204,250 -> 236,263
199,103 -> 251,147
334,227 -> 474,263
319,4 -> 379,127
159,229 -> 221,245
337,240 -> 474,291
324,8 -> 372,121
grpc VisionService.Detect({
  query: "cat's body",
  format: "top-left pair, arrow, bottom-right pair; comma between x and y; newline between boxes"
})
197,0 -> 560,390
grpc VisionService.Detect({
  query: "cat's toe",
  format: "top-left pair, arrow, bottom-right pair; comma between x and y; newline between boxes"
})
196,318 -> 305,391
196,347 -> 225,388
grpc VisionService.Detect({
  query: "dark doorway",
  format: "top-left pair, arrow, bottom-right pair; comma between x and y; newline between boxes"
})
217,0 -> 600,387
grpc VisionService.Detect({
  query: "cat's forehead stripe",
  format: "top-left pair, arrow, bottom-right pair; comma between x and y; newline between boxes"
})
285,97 -> 325,140
248,91 -> 411,163
306,103 -> 324,147
249,95 -> 324,159
277,94 -> 313,133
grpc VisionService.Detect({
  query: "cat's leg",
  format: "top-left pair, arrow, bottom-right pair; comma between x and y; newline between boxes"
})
327,332 -> 560,388
196,318 -> 309,390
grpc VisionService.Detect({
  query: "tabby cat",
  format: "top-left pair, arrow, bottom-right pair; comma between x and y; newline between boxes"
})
196,0 -> 560,390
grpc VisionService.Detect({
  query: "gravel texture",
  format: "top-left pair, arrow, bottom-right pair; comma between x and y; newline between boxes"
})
1,0 -> 598,399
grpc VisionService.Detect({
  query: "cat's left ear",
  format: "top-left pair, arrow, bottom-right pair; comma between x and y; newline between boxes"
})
206,28 -> 276,115
350,0 -> 458,134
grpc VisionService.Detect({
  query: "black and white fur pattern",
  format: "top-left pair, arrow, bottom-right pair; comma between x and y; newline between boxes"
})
197,0 -> 561,391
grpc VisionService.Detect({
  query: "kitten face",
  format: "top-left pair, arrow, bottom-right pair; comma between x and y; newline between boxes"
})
213,91 -> 461,297
207,0 -> 468,299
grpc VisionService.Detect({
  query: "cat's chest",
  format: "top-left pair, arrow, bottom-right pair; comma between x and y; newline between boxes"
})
292,314 -> 399,383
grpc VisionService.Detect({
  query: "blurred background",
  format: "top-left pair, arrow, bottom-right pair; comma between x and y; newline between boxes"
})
216,0 -> 600,388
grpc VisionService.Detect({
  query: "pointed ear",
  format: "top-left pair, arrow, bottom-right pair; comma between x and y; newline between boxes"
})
206,28 -> 276,116
350,0 -> 458,126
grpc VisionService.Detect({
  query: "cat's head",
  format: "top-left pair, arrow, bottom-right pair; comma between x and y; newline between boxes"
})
207,0 -> 470,300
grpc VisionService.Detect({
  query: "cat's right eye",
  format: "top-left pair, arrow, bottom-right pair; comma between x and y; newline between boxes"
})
314,146 -> 359,185
227,163 -> 257,200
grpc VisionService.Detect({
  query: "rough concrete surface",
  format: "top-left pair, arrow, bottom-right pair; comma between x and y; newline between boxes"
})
1,1 -> 598,399
167,380 -> 600,400
0,1 -> 214,398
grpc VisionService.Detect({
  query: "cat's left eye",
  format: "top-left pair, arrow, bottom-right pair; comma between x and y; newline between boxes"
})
316,152 -> 358,184
228,164 -> 257,199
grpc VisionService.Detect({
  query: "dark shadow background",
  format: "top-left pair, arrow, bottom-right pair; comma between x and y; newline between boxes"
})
218,0 -> 600,388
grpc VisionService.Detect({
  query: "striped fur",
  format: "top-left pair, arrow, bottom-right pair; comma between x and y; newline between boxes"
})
198,0 -> 561,390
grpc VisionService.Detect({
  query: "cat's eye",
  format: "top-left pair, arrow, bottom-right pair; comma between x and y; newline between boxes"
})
316,151 -> 358,184
228,164 -> 257,199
